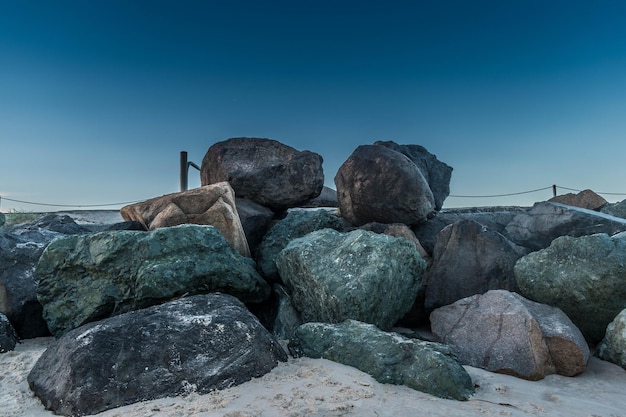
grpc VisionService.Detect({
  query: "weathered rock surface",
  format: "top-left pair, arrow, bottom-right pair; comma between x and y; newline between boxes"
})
36,224 -> 270,336
235,197 -> 275,255
413,206 -> 528,255
431,290 -> 589,380
597,309 -> 626,370
28,293 -> 287,417
334,144 -> 435,226
424,219 -> 527,311
257,209 -> 348,280
288,319 -> 474,401
120,182 -> 251,257
359,222 -> 430,263
201,137 -> 324,211
276,228 -> 425,330
0,312 -> 18,353
601,199 -> 626,219
505,202 -> 626,251
514,232 -> 626,343
374,141 -> 453,210
0,215 -> 92,338
0,212 -> 5,227
549,189 -> 608,211
302,186 -> 339,208
271,284 -> 302,341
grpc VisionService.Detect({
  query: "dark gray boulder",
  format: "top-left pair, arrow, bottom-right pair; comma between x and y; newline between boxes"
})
334,144 -> 435,226
276,228 -> 425,330
288,319 -> 474,401
201,137 -> 324,211
597,309 -> 626,370
413,206 -> 528,255
505,202 -> 626,251
36,224 -> 270,336
271,284 -> 302,340
0,215 -> 91,338
431,290 -> 589,381
374,141 -> 453,210
301,185 -> 339,208
0,212 -> 5,227
257,209 -> 348,281
514,232 -> 626,343
0,312 -> 18,353
28,293 -> 287,417
601,199 -> 626,219
424,219 -> 527,311
235,197 -> 275,254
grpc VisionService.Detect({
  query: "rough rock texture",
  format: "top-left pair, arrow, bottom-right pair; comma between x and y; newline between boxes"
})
413,206 -> 528,255
359,222 -> 430,263
36,224 -> 270,336
334,144 -> 435,226
276,228 -> 425,330
271,284 -> 302,341
302,186 -> 339,208
374,141 -> 453,210
200,137 -> 324,211
514,232 -> 626,343
424,219 -> 527,311
0,312 -> 18,353
431,290 -> 589,380
601,199 -> 626,219
597,309 -> 626,370
120,182 -> 251,257
28,293 -> 287,417
235,197 -> 275,255
504,202 -> 626,251
549,189 -> 608,211
257,209 -> 348,280
0,215 -> 91,338
288,319 -> 474,401
0,212 -> 5,227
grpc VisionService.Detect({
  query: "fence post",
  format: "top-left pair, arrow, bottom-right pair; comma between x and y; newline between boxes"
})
552,184 -> 557,197
180,151 -> 189,192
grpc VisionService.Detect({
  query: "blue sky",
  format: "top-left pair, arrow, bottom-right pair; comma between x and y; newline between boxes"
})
2,0 -> 626,212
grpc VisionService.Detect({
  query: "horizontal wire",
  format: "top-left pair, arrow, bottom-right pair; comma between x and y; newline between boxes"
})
0,196 -> 144,208
449,186 -> 553,198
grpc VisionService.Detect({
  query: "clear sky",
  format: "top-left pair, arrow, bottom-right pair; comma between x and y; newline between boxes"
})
2,0 -> 626,212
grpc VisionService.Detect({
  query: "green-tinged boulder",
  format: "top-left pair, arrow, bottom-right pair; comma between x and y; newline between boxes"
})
276,228 -> 425,330
514,232 -> 626,343
288,320 -> 474,401
597,309 -> 626,370
257,209 -> 348,280
36,224 -> 270,336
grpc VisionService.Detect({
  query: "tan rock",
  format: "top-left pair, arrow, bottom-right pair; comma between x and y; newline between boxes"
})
549,189 -> 608,211
121,182 -> 251,257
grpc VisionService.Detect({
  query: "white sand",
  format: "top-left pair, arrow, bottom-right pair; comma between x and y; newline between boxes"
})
3,338 -> 626,417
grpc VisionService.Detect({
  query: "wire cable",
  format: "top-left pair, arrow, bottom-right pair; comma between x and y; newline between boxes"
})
449,186 -> 553,198
0,196 -> 144,208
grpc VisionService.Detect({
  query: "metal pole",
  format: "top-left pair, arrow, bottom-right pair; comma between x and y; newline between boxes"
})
180,151 -> 189,192
552,184 -> 557,197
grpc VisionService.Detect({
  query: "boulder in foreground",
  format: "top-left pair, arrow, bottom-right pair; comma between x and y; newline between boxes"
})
431,290 -> 589,380
597,308 -> 626,370
28,293 -> 287,417
289,319 -> 474,401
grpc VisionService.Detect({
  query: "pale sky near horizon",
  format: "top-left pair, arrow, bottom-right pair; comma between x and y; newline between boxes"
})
2,0 -> 626,212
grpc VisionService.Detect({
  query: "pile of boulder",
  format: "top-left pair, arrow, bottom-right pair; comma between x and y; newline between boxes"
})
2,137 -> 626,416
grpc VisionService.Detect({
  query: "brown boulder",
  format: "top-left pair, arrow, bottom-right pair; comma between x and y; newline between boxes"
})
549,189 -> 608,211
120,182 -> 250,257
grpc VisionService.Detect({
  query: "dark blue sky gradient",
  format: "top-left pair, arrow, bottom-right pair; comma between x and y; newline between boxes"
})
2,1 -> 626,210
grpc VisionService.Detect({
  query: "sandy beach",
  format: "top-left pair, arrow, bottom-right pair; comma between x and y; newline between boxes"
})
2,337 -> 625,417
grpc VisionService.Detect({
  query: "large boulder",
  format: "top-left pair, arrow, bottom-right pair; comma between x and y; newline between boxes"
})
548,189 -> 608,211
36,224 -> 270,336
597,309 -> 626,370
257,209 -> 348,281
200,137 -> 324,211
120,182 -> 250,257
288,319 -> 474,401
601,199 -> 626,219
424,219 -> 527,311
28,293 -> 287,417
514,232 -> 626,343
431,290 -> 589,380
235,197 -> 275,255
0,312 -> 18,353
276,228 -> 425,330
334,144 -> 436,226
504,202 -> 626,251
0,215 -> 92,339
413,206 -> 528,255
374,141 -> 453,210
